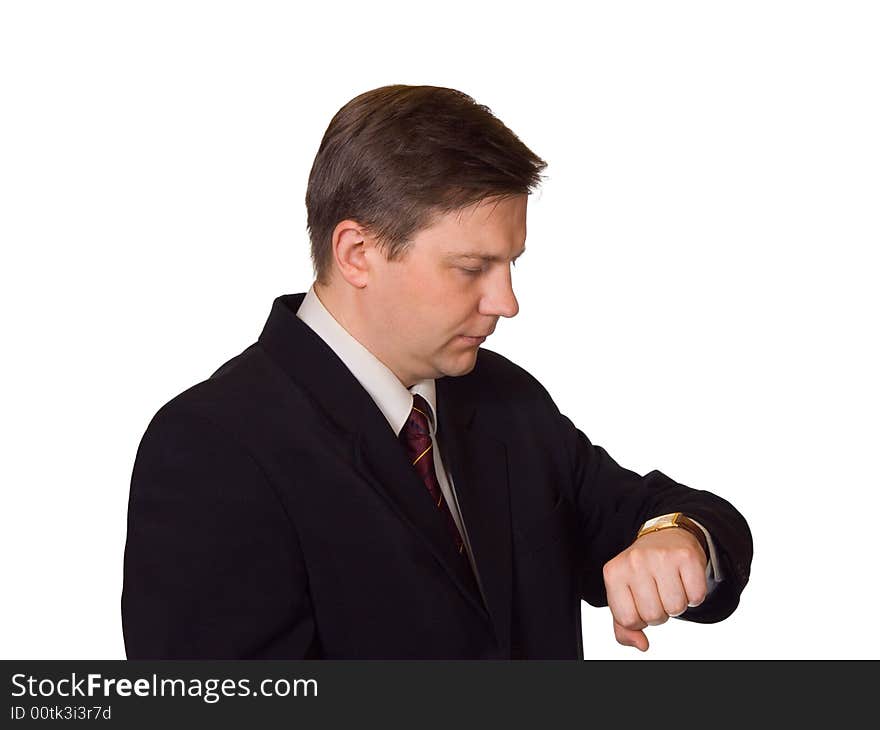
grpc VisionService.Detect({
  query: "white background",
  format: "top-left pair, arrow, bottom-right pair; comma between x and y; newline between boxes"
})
2,0 -> 877,660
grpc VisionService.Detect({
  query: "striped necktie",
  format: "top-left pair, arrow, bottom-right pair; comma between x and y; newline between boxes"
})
399,393 -> 467,557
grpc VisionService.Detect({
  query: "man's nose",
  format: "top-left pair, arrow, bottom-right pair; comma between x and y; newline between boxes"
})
481,268 -> 519,319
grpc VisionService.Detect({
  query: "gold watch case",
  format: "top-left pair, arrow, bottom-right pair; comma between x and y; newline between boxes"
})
636,512 -> 709,561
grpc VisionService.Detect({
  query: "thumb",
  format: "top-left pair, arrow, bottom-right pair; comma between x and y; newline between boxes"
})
613,620 -> 649,652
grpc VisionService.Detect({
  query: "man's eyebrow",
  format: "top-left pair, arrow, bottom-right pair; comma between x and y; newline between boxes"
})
444,247 -> 527,262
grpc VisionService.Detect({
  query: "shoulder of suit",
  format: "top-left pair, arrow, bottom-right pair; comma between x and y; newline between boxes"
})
140,341 -> 299,438
463,347 -> 556,404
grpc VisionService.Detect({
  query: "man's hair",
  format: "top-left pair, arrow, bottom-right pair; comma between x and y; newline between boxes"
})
305,84 -> 547,285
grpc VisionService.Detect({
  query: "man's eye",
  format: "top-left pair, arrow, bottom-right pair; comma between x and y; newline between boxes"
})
460,260 -> 518,275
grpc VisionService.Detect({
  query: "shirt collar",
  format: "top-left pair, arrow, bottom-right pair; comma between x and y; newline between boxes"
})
295,284 -> 438,438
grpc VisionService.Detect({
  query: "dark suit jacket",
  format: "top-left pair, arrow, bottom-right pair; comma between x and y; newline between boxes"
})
122,292 -> 752,659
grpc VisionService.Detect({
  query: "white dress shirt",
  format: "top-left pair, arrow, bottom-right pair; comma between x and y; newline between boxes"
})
295,283 -> 720,612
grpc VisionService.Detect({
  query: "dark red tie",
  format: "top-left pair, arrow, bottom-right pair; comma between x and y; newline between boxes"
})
399,394 -> 467,557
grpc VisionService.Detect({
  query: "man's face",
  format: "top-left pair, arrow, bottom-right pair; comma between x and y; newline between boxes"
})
363,194 -> 527,387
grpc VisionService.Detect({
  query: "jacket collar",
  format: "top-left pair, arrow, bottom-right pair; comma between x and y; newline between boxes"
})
258,293 -> 478,439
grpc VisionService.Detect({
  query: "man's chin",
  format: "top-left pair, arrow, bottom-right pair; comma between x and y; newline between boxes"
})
438,351 -> 480,379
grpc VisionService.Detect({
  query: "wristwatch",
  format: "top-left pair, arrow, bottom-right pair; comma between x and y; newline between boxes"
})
636,512 -> 709,562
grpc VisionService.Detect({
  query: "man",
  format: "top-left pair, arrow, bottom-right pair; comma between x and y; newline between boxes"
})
122,84 -> 752,659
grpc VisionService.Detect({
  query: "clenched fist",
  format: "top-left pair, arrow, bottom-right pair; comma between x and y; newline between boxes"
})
602,526 -> 708,651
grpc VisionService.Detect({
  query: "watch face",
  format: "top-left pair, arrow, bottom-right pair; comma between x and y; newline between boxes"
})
641,513 -> 679,531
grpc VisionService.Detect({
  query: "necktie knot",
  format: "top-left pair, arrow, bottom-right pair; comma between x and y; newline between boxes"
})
401,393 -> 432,441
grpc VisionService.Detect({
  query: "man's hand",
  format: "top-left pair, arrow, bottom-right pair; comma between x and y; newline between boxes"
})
602,527 -> 708,652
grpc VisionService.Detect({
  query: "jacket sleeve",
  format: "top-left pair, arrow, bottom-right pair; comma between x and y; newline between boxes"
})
554,407 -> 753,624
122,405 -> 319,658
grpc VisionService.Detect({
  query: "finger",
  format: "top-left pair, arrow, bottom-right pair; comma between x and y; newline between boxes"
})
680,560 -> 709,608
614,619 -> 649,652
605,573 -> 647,631
656,570 -> 689,618
630,575 -> 668,626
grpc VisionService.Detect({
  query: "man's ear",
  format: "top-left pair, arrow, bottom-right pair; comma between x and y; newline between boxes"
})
329,219 -> 374,289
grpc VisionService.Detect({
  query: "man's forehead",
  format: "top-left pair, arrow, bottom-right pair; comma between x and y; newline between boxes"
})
430,195 -> 528,261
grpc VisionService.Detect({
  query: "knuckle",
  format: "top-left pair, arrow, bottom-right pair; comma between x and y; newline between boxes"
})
602,561 -> 617,582
627,549 -> 646,570
675,546 -> 697,564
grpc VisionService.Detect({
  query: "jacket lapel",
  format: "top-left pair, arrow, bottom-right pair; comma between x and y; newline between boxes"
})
437,378 -> 513,655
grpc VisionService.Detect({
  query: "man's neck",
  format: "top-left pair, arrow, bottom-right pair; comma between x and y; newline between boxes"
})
313,281 -> 359,341
313,281 -> 416,388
